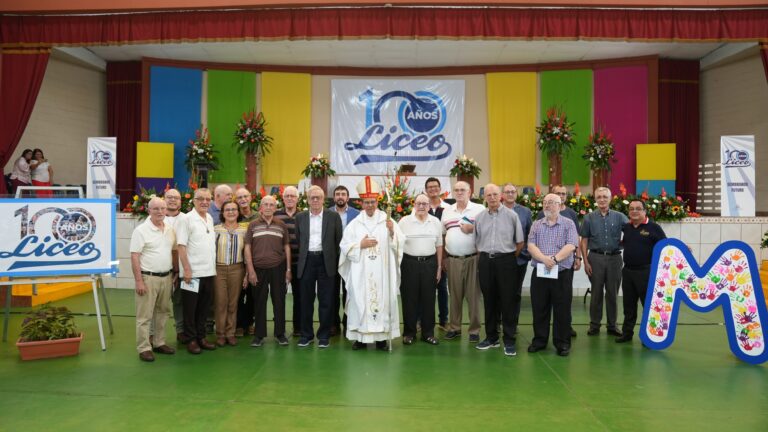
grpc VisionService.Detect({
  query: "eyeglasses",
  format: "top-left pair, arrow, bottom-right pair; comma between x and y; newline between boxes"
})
542,200 -> 561,206
308,196 -> 323,201
503,190 -> 517,194
415,202 -> 429,207
194,197 -> 211,202
223,208 -> 239,212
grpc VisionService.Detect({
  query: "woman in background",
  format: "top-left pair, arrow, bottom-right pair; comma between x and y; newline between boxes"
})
31,148 -> 54,198
9,149 -> 38,195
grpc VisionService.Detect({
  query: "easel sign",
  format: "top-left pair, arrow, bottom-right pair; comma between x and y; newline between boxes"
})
0,198 -> 117,277
0,198 -> 117,351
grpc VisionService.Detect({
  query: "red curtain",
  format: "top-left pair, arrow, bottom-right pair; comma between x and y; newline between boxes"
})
658,59 -> 699,212
761,42 -> 768,84
2,8 -> 768,46
0,48 -> 49,195
106,61 -> 142,207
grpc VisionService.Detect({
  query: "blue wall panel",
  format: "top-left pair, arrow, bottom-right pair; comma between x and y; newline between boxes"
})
148,66 -> 203,191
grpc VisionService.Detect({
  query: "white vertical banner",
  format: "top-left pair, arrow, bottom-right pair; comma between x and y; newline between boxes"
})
331,79 -> 464,175
720,135 -> 755,217
86,137 -> 117,198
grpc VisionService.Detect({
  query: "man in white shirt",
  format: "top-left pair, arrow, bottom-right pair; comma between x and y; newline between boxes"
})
442,181 -> 485,343
130,197 -> 177,362
162,188 -> 184,340
176,188 -> 218,354
398,194 -> 443,345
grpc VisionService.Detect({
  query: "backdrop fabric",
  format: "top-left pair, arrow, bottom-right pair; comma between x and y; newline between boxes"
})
261,72 -> 311,185
539,69 -> 593,187
207,70 -> 256,184
106,61 -> 141,206
594,65 -> 649,194
148,66 -> 203,190
486,72 -> 537,186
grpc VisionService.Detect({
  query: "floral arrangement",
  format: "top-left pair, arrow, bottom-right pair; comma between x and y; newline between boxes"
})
449,154 -> 482,178
301,153 -> 336,178
583,124 -> 616,171
536,106 -> 577,157
233,110 -> 272,158
382,174 -> 415,221
185,125 -> 218,173
123,186 -> 195,219
513,183 -> 695,222
762,231 -> 768,249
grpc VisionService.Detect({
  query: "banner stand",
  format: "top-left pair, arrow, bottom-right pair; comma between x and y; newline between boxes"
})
3,274 -> 114,351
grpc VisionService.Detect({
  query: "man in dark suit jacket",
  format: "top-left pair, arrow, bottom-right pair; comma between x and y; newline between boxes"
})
329,185 -> 360,334
295,185 -> 343,348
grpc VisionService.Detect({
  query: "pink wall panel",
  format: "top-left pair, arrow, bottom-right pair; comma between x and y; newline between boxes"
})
594,66 -> 648,194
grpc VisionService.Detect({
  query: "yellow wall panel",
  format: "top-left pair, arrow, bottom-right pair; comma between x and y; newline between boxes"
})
636,143 -> 676,180
136,141 -> 174,178
486,72 -> 537,185
261,72 -> 312,185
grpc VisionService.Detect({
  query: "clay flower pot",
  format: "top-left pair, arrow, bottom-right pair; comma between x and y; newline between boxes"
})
16,333 -> 83,361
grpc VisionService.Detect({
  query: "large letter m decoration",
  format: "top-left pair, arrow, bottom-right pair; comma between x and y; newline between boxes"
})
640,239 -> 768,364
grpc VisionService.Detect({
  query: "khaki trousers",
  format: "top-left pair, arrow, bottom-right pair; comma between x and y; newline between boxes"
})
215,263 -> 246,338
446,255 -> 481,335
135,274 -> 172,353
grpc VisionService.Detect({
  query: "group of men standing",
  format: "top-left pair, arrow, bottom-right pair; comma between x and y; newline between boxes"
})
130,177 -> 665,362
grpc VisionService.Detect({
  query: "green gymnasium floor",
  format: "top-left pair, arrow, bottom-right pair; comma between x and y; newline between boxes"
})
1,289 -> 766,431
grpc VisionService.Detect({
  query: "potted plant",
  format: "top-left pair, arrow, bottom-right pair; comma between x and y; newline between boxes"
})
449,154 -> 481,193
583,124 -> 616,188
16,303 -> 83,361
233,110 -> 273,191
185,125 -> 218,188
761,231 -> 768,271
536,106 -> 576,187
301,153 -> 336,194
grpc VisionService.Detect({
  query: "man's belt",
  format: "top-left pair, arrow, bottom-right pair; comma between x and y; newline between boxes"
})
480,252 -> 514,259
307,250 -> 323,256
403,254 -> 436,262
590,249 -> 621,256
447,253 -> 477,259
141,270 -> 172,277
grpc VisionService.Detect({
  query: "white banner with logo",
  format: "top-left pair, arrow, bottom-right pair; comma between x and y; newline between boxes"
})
87,137 -> 117,198
720,135 -> 755,217
0,199 -> 117,277
331,79 -> 464,175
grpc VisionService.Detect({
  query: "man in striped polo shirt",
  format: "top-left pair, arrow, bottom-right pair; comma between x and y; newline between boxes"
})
244,195 -> 291,347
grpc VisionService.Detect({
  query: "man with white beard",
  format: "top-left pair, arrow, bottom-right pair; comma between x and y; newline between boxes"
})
527,193 -> 579,357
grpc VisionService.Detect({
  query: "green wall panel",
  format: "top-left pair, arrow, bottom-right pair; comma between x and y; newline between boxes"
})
207,70 -> 256,184
540,70 -> 593,186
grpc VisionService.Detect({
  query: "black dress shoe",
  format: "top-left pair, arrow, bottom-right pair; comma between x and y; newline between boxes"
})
352,341 -> 367,350
527,344 -> 545,353
587,328 -> 600,336
557,347 -> 570,356
376,341 -> 388,351
615,334 -> 633,343
607,328 -> 623,337
570,328 -> 577,337
402,336 -> 414,345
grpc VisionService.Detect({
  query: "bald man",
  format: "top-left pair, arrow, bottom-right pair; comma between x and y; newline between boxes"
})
209,184 -> 233,223
244,196 -> 291,347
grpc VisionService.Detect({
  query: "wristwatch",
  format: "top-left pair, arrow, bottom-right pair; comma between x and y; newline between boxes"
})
551,256 -> 558,264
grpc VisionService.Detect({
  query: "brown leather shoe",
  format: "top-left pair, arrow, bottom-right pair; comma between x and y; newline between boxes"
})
177,333 -> 191,344
198,339 -> 217,350
187,340 -> 202,354
152,344 -> 176,355
226,336 -> 238,346
216,337 -> 226,347
139,350 -> 155,362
